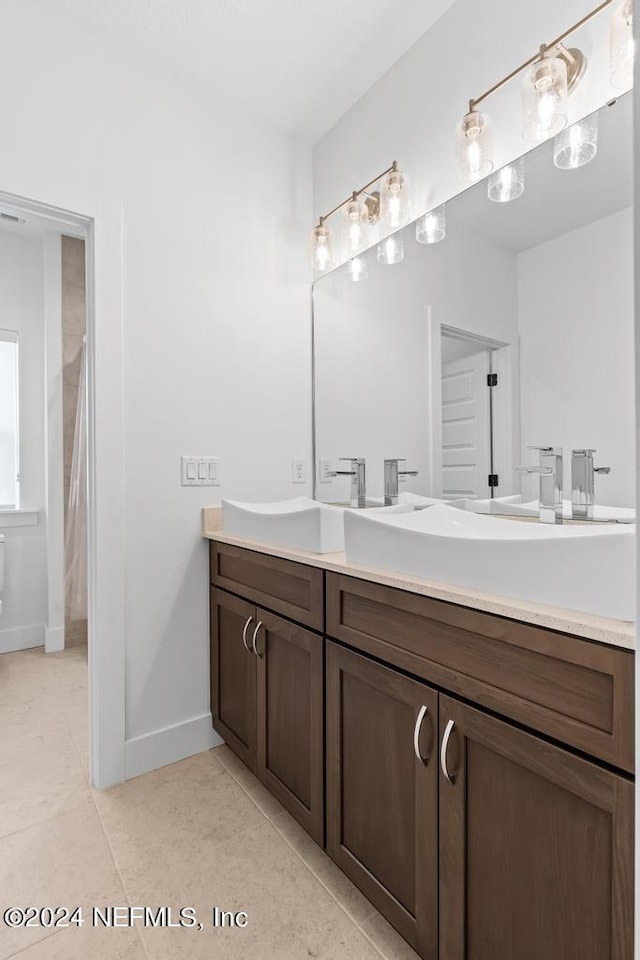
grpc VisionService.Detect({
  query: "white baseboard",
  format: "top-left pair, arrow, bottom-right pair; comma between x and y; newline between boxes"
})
45,625 -> 65,653
124,712 -> 222,781
0,623 -> 45,654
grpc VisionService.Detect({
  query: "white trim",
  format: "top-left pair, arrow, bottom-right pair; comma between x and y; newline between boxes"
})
0,190 -> 127,790
124,714 -> 222,781
43,233 -> 65,655
0,624 -> 44,654
0,509 -> 40,528
44,626 -> 64,653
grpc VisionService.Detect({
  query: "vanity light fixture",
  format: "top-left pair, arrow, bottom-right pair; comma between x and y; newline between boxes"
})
416,205 -> 447,243
377,234 -> 404,265
611,0 -> 634,88
554,114 -> 599,168
342,193 -> 369,256
456,0 -> 625,182
455,106 -> 493,183
488,158 -> 525,202
348,256 -> 368,281
310,220 -> 335,273
522,49 -> 569,142
310,160 -> 408,270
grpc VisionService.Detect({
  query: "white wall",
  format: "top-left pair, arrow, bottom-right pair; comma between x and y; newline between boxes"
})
518,207 -> 635,506
0,0 -> 312,779
313,0 -> 624,270
314,221 -> 518,500
0,232 -> 48,652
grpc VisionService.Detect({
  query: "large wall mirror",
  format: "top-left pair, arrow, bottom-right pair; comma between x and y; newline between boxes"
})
313,94 -> 634,510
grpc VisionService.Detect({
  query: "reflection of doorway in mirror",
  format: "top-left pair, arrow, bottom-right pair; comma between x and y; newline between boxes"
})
439,329 -> 512,501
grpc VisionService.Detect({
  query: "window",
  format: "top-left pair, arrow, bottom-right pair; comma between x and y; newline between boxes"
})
0,330 -> 19,509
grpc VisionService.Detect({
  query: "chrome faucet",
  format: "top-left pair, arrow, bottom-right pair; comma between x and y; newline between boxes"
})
384,459 -> 418,506
571,449 -> 611,520
517,445 -> 563,524
330,458 -> 366,508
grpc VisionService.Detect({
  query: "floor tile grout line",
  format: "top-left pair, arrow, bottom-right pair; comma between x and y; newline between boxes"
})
5,927 -> 60,960
213,748 -> 386,954
0,794 -> 94,845
89,790 -> 151,959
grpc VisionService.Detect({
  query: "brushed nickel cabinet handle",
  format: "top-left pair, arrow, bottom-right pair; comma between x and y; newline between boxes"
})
241,616 -> 254,653
413,705 -> 429,764
440,719 -> 456,784
251,620 -> 263,658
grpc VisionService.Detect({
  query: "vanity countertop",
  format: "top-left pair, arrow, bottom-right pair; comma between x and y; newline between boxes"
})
202,508 -> 635,651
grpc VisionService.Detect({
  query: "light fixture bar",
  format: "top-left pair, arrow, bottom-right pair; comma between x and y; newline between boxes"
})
469,0 -> 614,111
316,161 -> 398,226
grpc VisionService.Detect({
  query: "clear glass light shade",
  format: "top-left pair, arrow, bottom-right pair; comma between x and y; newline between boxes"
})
611,0 -> 634,89
380,168 -> 410,227
310,223 -> 334,272
522,56 -> 568,142
348,256 -> 368,282
488,158 -> 525,202
456,109 -> 493,183
416,205 -> 446,243
341,196 -> 369,255
554,115 -> 598,169
377,234 -> 404,265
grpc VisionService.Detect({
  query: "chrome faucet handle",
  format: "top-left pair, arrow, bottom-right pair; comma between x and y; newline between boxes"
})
516,465 -> 553,475
519,445 -> 563,524
594,467 -> 611,475
331,458 -> 366,509
571,449 -> 610,519
384,459 -> 418,506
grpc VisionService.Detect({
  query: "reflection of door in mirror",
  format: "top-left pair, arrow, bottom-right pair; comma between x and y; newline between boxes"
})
441,337 -> 491,500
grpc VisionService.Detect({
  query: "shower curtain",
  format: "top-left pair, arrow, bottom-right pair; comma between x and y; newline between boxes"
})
65,339 -> 87,621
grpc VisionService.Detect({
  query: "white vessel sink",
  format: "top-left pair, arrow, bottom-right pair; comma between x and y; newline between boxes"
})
222,497 -> 346,553
456,495 -> 636,522
344,503 -> 636,620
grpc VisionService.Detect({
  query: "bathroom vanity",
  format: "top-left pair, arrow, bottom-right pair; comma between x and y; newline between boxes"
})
205,517 -> 634,960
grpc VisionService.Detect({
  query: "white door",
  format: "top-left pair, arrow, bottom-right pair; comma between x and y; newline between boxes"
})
441,350 -> 491,499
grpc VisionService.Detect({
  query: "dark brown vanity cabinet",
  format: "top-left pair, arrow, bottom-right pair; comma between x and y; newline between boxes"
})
210,543 -> 324,843
326,641 -> 439,958
438,694 -> 634,960
209,544 -> 634,958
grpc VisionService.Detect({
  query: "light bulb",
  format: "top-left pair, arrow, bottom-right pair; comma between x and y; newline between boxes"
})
342,195 -> 369,256
310,222 -> 334,272
554,114 -> 598,169
377,234 -> 404,265
611,0 -> 634,89
348,256 -> 368,281
456,108 -> 493,183
488,158 -> 525,202
380,166 -> 410,227
416,205 -> 446,243
522,55 -> 568,142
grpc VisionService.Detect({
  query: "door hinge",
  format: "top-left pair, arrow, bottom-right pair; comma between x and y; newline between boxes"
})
488,474 -> 499,488
487,373 -> 498,387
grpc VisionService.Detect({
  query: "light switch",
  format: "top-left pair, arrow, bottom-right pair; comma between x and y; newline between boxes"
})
181,456 -> 221,486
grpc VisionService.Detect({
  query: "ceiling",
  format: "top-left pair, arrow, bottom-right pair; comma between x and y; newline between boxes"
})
450,93 -> 633,252
38,0 -> 455,142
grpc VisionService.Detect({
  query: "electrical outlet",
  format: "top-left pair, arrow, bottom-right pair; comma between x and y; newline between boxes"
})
319,458 -> 334,483
291,458 -> 306,484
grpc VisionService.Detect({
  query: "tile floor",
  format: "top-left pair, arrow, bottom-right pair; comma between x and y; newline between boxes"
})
0,646 -> 419,960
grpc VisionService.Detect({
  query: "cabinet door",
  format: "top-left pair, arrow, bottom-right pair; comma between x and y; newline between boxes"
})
255,609 -> 324,843
439,694 -> 634,960
210,588 -> 257,772
326,641 -> 438,958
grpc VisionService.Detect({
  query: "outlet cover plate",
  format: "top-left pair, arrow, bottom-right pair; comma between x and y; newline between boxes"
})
291,458 -> 306,484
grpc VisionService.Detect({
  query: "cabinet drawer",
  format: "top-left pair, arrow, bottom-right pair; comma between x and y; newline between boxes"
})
326,573 -> 634,772
211,542 -> 323,631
